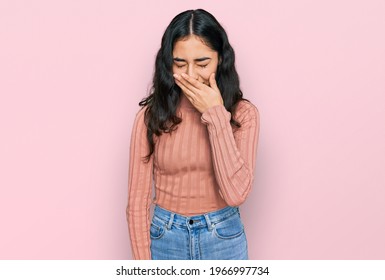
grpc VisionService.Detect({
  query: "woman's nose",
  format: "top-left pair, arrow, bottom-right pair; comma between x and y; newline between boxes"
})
187,66 -> 198,80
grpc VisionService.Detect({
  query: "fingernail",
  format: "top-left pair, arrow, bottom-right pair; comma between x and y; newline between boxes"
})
173,74 -> 178,78
181,73 -> 187,78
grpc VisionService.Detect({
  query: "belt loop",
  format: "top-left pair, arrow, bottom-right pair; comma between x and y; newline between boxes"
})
236,206 -> 240,217
167,213 -> 175,230
204,214 -> 214,231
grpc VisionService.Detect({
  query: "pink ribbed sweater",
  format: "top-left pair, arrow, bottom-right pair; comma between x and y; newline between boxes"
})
126,93 -> 260,260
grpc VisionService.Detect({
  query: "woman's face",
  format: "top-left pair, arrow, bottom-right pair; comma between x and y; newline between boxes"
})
172,34 -> 220,86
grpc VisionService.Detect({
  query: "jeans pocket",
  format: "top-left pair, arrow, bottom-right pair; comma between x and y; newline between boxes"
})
150,221 -> 166,240
213,213 -> 245,240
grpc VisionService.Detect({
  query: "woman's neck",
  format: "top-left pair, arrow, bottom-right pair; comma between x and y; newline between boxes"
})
178,92 -> 197,111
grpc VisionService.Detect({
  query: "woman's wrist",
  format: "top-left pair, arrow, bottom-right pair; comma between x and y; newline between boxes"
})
201,104 -> 231,128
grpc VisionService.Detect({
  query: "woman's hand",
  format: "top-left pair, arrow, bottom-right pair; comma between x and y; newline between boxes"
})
173,72 -> 224,113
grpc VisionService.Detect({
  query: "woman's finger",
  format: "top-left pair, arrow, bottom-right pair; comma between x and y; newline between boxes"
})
174,74 -> 202,95
180,73 -> 204,91
174,79 -> 195,99
209,72 -> 219,91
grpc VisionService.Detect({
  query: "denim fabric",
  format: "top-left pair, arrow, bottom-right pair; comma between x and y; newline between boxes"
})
150,205 -> 248,260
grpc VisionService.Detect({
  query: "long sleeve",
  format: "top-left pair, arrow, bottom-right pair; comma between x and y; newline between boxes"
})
126,107 -> 154,260
200,101 -> 260,206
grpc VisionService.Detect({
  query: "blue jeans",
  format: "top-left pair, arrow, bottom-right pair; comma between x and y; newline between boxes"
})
150,205 -> 248,260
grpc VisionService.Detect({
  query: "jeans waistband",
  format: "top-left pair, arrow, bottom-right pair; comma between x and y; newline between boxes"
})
153,205 -> 240,231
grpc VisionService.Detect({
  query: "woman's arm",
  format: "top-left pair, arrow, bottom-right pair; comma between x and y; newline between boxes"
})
201,101 -> 260,206
173,72 -> 260,206
126,107 -> 154,260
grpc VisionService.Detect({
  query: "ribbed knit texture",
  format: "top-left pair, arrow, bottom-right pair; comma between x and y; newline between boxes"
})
126,93 -> 260,260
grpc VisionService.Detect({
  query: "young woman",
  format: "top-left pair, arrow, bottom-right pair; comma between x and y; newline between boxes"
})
126,9 -> 260,260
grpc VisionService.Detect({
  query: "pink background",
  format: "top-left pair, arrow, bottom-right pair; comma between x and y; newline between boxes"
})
1,0 -> 384,259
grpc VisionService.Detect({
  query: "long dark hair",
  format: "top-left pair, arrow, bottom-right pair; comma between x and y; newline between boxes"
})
139,9 -> 248,162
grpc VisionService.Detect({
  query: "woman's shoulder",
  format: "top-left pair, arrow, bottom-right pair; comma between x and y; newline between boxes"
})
234,99 -> 260,123
135,105 -> 147,116
132,105 -> 149,127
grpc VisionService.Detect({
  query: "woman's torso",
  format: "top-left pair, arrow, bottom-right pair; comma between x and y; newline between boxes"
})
152,94 -> 229,215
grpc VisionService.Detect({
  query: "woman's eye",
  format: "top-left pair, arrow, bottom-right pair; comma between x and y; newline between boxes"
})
175,64 -> 207,69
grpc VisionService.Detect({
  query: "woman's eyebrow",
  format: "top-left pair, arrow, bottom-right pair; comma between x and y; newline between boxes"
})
173,57 -> 211,62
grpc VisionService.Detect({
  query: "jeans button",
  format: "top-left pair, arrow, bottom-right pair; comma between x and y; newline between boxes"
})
189,219 -> 193,225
